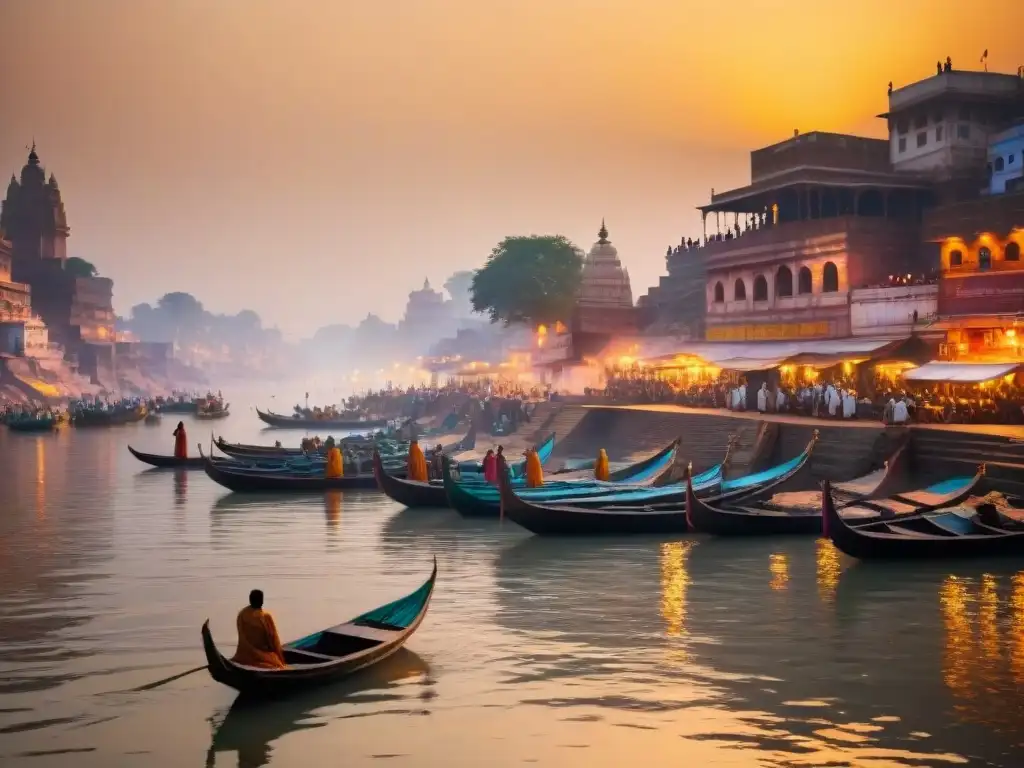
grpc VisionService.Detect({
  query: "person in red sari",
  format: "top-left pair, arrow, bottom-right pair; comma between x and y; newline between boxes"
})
173,421 -> 187,459
482,449 -> 497,484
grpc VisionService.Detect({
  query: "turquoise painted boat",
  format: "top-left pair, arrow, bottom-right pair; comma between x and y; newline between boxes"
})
7,416 -> 58,432
201,559 -> 436,697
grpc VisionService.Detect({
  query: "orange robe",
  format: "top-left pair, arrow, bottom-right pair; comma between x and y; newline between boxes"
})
407,442 -> 428,483
232,607 -> 287,669
173,427 -> 187,459
525,449 -> 544,488
325,446 -> 344,478
595,449 -> 610,481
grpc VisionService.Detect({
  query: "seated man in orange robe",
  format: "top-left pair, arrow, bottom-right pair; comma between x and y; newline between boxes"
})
232,589 -> 288,669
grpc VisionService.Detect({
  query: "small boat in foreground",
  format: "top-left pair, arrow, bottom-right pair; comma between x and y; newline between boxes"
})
202,454 -> 387,491
201,559 -> 436,696
128,444 -> 206,469
823,476 -> 1024,560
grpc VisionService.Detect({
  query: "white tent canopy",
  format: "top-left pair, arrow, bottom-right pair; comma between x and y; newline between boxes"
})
902,362 -> 1020,383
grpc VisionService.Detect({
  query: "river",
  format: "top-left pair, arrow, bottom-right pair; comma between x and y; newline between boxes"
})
1,404 -> 1023,767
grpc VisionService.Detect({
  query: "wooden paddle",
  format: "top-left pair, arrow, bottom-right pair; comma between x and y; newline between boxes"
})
105,664 -> 208,694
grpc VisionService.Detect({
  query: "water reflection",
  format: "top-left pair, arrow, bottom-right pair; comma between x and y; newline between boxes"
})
173,470 -> 188,509
768,553 -> 789,592
206,651 -> 431,768
815,538 -> 840,603
658,540 -> 691,640
324,491 -> 341,532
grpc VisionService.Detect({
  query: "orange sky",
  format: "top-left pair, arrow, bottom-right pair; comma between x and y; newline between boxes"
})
0,0 -> 1019,335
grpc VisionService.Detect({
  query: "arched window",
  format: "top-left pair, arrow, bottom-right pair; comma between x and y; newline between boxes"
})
1006,242 -> 1021,262
753,275 -> 769,302
733,279 -> 747,301
822,262 -> 839,293
949,249 -> 963,267
797,266 -> 812,294
994,157 -> 1005,172
775,266 -> 793,297
979,246 -> 992,270
713,282 -> 725,303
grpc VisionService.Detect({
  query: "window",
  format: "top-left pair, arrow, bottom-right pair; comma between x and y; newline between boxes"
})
1006,242 -> 1020,262
775,266 -> 793,297
995,157 -> 1005,172
949,249 -> 963,267
822,262 -> 839,292
917,132 -> 927,148
798,266 -> 813,295
898,137 -> 907,153
935,125 -> 943,142
713,282 -> 725,303
1010,154 -> 1016,165
733,279 -> 746,301
896,118 -> 909,135
979,246 -> 992,270
957,124 -> 970,139
753,275 -> 769,302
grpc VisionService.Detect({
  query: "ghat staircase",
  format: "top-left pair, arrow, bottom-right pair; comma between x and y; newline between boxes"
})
909,428 -> 1024,498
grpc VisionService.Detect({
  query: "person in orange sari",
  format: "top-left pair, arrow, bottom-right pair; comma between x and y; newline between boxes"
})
325,445 -> 344,478
232,589 -> 288,669
595,448 -> 610,481
525,447 -> 544,488
173,421 -> 187,459
407,439 -> 428,482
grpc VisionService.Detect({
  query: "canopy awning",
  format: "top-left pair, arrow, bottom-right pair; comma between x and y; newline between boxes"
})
902,361 -> 1021,383
714,357 -> 789,371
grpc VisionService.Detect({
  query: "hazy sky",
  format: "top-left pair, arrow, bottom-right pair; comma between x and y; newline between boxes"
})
0,1 -> 1018,337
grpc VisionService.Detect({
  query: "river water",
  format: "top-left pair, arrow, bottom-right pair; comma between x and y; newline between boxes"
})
2,406 -> 1024,767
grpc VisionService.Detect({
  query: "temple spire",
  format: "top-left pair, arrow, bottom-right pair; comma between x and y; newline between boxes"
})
598,218 -> 609,244
423,277 -> 430,291
27,141 -> 39,166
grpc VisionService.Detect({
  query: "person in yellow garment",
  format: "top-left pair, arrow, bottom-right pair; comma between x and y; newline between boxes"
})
325,444 -> 344,479
232,589 -> 288,669
407,439 -> 428,482
525,447 -> 544,488
595,448 -> 610,481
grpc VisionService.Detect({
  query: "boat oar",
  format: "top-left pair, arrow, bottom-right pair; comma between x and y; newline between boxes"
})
107,664 -> 208,694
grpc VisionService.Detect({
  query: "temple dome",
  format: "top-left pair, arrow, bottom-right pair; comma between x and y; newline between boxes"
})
578,220 -> 633,309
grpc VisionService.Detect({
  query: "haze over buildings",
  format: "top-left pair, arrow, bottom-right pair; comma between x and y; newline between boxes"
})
0,0 -> 1020,334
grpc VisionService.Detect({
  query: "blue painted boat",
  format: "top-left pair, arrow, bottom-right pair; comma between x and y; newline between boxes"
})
201,559 -> 436,696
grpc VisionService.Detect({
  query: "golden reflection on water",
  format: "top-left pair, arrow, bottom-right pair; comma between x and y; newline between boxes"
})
939,576 -> 973,697
659,540 -> 692,638
815,538 -> 840,603
769,552 -> 789,591
34,437 -> 46,520
1010,573 -> 1024,685
325,491 -> 342,531
978,574 -> 1000,672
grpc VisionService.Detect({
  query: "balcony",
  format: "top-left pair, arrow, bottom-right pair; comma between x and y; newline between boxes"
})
923,189 -> 1024,240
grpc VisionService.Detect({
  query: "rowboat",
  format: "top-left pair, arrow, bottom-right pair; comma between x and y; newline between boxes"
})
684,443 -> 930,536
202,559 -> 436,697
197,404 -> 231,420
6,416 -> 58,432
495,438 -> 818,535
375,438 -> 681,509
203,454 -> 386,491
256,407 -> 391,430
128,444 -> 206,469
822,476 -> 1024,560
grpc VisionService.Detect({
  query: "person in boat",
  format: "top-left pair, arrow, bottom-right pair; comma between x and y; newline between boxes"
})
232,589 -> 287,669
408,439 -> 428,482
595,448 -> 610,481
482,448 -> 497,484
431,444 -> 444,480
173,421 -> 187,459
325,443 -> 344,478
525,447 -> 544,488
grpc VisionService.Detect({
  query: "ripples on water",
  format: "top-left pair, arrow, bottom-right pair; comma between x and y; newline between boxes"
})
1,417 -> 1024,766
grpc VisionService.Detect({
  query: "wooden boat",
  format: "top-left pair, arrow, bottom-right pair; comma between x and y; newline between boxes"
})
495,437 -> 819,535
822,475 -> 1024,560
376,438 -> 681,510
256,407 -> 390,430
684,444 -> 926,536
197,404 -> 231,420
128,444 -> 206,469
202,560 -> 436,697
203,453 -> 385,491
73,405 -> 147,427
7,416 -> 58,432
158,400 -> 199,414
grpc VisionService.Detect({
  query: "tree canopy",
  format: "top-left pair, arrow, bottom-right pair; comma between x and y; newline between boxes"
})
65,257 -> 98,278
118,292 -> 276,349
470,235 -> 583,326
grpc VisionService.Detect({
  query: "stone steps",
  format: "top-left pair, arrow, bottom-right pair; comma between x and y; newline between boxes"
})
773,422 -> 885,482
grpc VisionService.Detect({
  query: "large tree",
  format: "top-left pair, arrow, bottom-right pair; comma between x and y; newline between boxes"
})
65,257 -> 98,278
471,235 -> 583,326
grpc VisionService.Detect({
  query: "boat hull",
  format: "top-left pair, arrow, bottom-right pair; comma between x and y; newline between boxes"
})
129,445 -> 206,469
204,457 -> 382,491
256,408 -> 390,430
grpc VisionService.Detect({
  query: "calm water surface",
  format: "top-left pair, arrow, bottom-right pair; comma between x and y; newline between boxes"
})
2,408 -> 1024,767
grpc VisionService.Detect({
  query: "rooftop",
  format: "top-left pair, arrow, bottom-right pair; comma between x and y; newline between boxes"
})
880,69 -> 1024,118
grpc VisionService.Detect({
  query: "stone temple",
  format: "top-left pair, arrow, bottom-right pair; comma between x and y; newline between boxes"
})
579,221 -> 633,309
